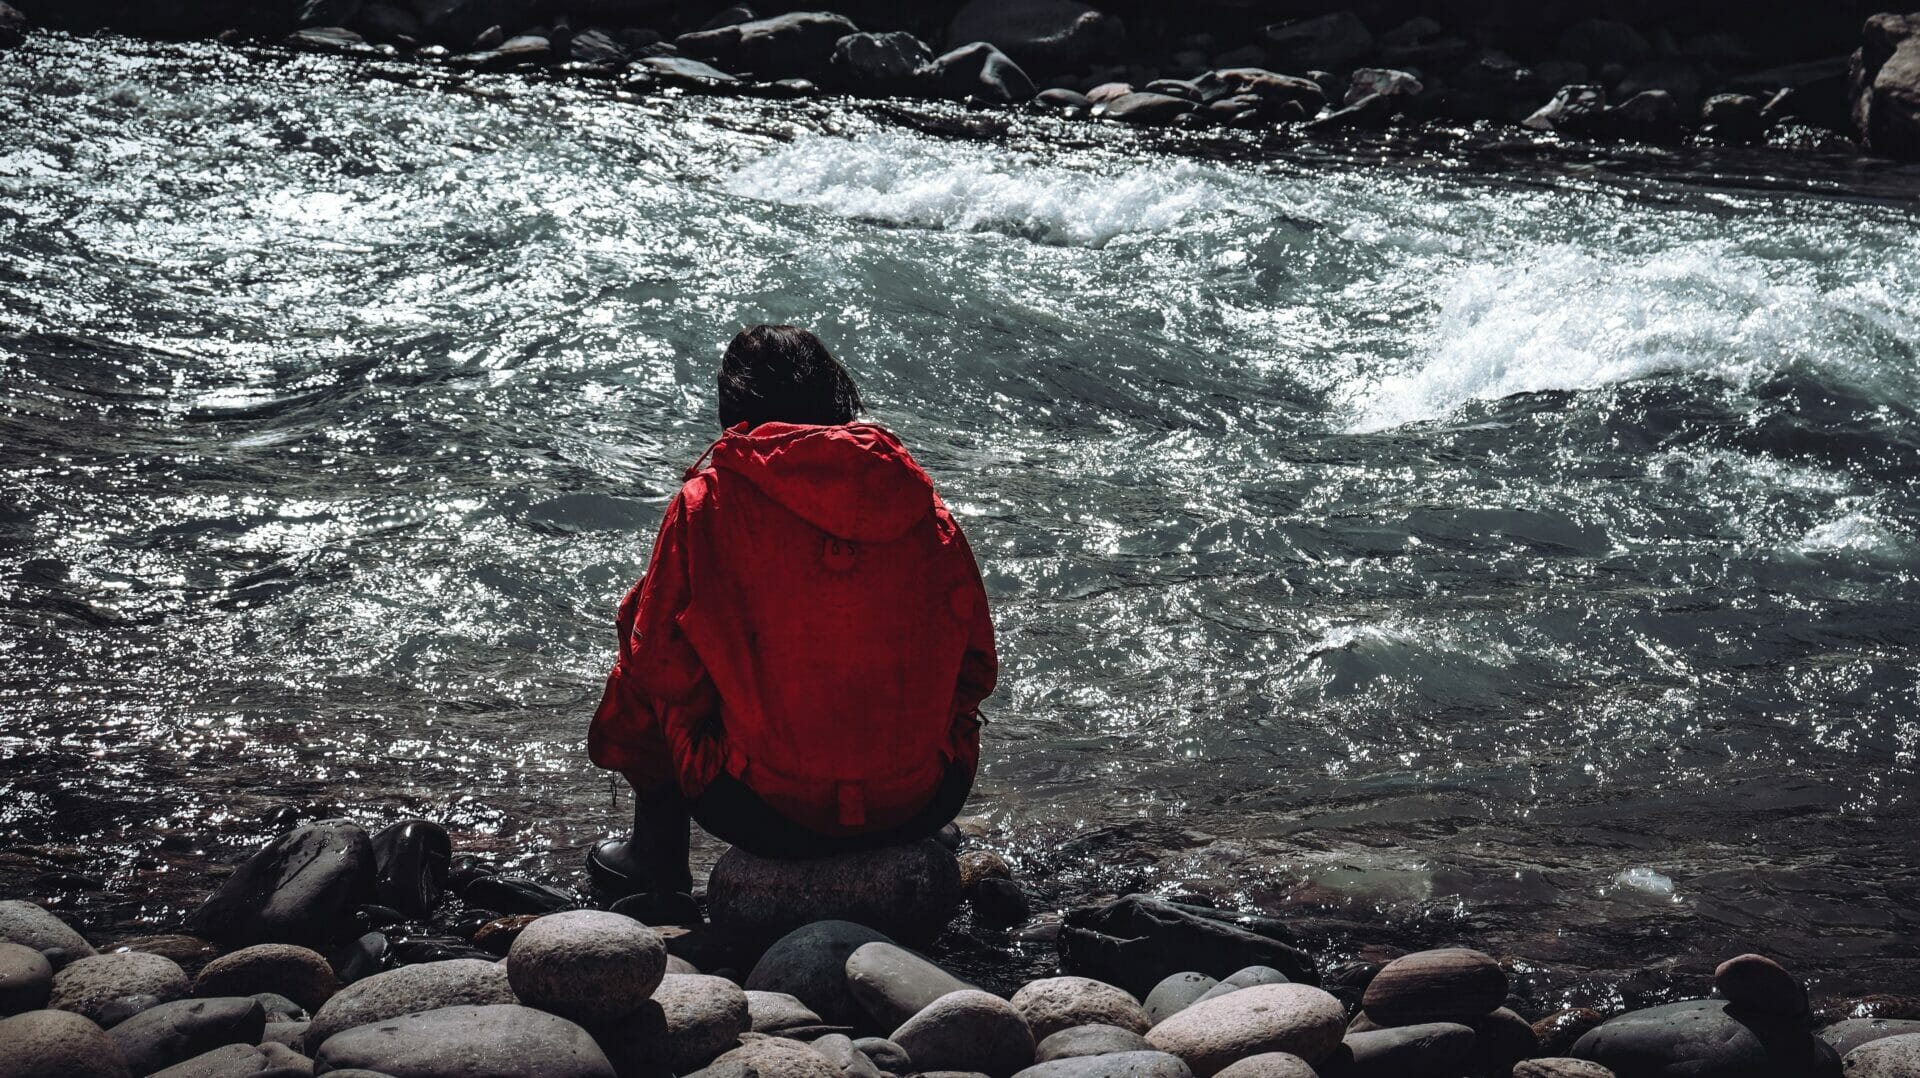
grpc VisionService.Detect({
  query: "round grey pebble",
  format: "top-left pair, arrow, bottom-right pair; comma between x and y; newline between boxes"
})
50,951 -> 190,1027
1036,1023 -> 1153,1061
0,1007 -> 134,1078
0,900 -> 97,959
1845,1032 -> 1920,1076
1144,972 -> 1217,1026
312,1003 -> 614,1078
507,911 -> 666,1026
1012,977 -> 1150,1042
0,940 -> 55,1015
305,958 -> 514,1051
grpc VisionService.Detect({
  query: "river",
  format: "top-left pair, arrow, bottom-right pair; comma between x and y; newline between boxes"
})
3,32 -> 1919,1007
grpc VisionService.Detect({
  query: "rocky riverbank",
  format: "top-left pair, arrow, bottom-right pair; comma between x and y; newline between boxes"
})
4,0 -> 1920,163
3,818 -> 1920,1076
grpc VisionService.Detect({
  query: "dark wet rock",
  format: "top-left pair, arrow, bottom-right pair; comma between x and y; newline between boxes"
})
471,914 -> 542,956
918,41 -> 1035,104
1347,68 -> 1421,105
1194,69 -> 1323,113
1559,19 -> 1652,69
748,989 -> 823,1032
1535,1008 -> 1609,1057
709,841 -> 961,948
606,892 -> 701,929
1262,12 -> 1372,71
506,910 -> 666,1026
367,820 -> 450,921
1601,90 -> 1682,141
946,0 -> 1120,74
50,952 -> 191,1027
1342,1021 -> 1476,1077
462,875 -> 575,916
676,12 -> 854,80
1514,1061 -> 1617,1078
305,957 -> 513,1050
389,937 -> 496,965
0,1008 -> 133,1078
107,997 -> 266,1076
1035,88 -> 1092,110
956,851 -> 1012,893
563,29 -> 627,66
830,31 -> 931,94
0,941 -> 53,1016
1472,1006 -> 1542,1077
1310,91 -> 1396,131
260,1019 -> 309,1049
1145,973 -> 1218,1026
96,994 -> 165,1027
651,973 -> 751,1072
410,0 -> 518,48
844,941 -> 973,1031
0,1 -> 24,48
891,989 -> 1035,1078
1524,85 -> 1608,134
191,944 -> 338,1014
970,878 -> 1030,926
328,932 -> 388,986
1844,1033 -> 1920,1075
355,905 -> 405,930
312,1003 -> 614,1077
1210,1055 -> 1317,1078
1192,967 -> 1290,1006
1714,954 -> 1806,1016
1059,896 -> 1317,1000
700,3 -> 753,32
1014,1052 -> 1192,1078
1615,59 -> 1704,115
296,0 -> 360,29
103,937 -> 220,978
1145,984 -> 1344,1076
1821,1018 -> 1920,1059
445,855 -> 495,894
250,991 -> 305,1022
1143,79 -> 1203,103
1571,999 -> 1839,1078
746,921 -> 895,1028
186,823 -> 376,950
1012,976 -> 1149,1042
706,1037 -> 840,1078
1361,948 -> 1505,1027
1035,1023 -> 1153,1061
0,900 -> 96,959
1317,961 -> 1378,1015
287,26 -> 370,53
852,1036 -> 909,1072
1701,93 -> 1766,143
1097,91 -> 1194,125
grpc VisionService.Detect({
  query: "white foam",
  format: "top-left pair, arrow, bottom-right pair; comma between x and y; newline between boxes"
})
1343,243 -> 1916,432
1613,866 -> 1677,897
1798,510 -> 1899,555
726,134 -> 1235,248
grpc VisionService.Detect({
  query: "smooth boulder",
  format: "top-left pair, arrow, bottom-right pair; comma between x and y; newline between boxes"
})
1570,999 -> 1838,1077
747,989 -> 823,1033
0,901 -> 96,959
1212,1055 -> 1317,1078
1192,967 -> 1290,1006
1036,1023 -> 1154,1061
710,841 -> 961,948
1144,972 -> 1218,1025
1844,1033 -> 1920,1075
1098,92 -> 1193,125
845,941 -> 974,1030
830,31 -> 931,93
369,819 -> 451,919
0,1009 -> 133,1078
506,910 -> 666,1026
49,951 -> 190,1026
313,1003 -> 613,1077
946,0 -> 1121,72
1361,948 -> 1507,1027
676,11 -> 855,80
1343,1021 -> 1476,1077
0,941 -> 53,1015
305,958 -> 514,1049
1822,1018 -> 1920,1059
746,921 -> 895,1028
1851,14 -> 1920,159
1014,1052 -> 1193,1078
1012,977 -> 1150,1042
107,996 -> 265,1075
184,821 -> 375,948
918,41 -> 1035,104
891,989 -> 1037,1078
650,973 -> 751,1072
191,944 -> 337,1013
1145,984 -> 1345,1077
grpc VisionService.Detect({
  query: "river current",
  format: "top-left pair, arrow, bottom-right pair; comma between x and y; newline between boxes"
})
4,33 -> 1920,1006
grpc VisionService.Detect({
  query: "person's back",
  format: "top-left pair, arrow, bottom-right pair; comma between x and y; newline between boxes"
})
587,325 -> 995,910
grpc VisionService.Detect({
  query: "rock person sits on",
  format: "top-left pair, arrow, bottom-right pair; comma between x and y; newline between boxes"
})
587,324 -> 997,918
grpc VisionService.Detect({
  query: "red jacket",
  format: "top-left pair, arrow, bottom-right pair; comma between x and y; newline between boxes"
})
590,422 -> 997,835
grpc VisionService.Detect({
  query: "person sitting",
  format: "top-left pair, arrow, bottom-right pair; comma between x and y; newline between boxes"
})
587,324 -> 997,914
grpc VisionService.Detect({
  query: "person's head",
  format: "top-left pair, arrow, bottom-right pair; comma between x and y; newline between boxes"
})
717,324 -> 863,432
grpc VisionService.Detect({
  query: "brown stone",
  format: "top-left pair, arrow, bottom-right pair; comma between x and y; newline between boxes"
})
1011,977 -> 1149,1042
192,944 -> 338,1013
1361,948 -> 1507,1026
1144,984 -> 1345,1077
1532,1008 -> 1608,1056
1713,953 -> 1807,1016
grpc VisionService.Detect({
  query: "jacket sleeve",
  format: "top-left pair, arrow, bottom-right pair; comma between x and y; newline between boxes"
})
588,490 -> 722,795
946,522 -> 997,771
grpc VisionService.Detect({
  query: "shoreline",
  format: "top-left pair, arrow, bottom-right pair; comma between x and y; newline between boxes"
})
3,818 -> 1918,1075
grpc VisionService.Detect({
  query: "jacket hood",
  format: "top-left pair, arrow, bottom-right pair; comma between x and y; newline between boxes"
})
705,422 -> 936,543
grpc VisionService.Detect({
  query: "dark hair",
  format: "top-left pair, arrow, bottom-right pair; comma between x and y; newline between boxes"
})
717,324 -> 864,431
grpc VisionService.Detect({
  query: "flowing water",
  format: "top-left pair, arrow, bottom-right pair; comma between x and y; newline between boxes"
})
5,32 -> 1920,1006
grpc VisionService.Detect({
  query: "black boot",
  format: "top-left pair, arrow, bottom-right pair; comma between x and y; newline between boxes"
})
588,793 -> 694,904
